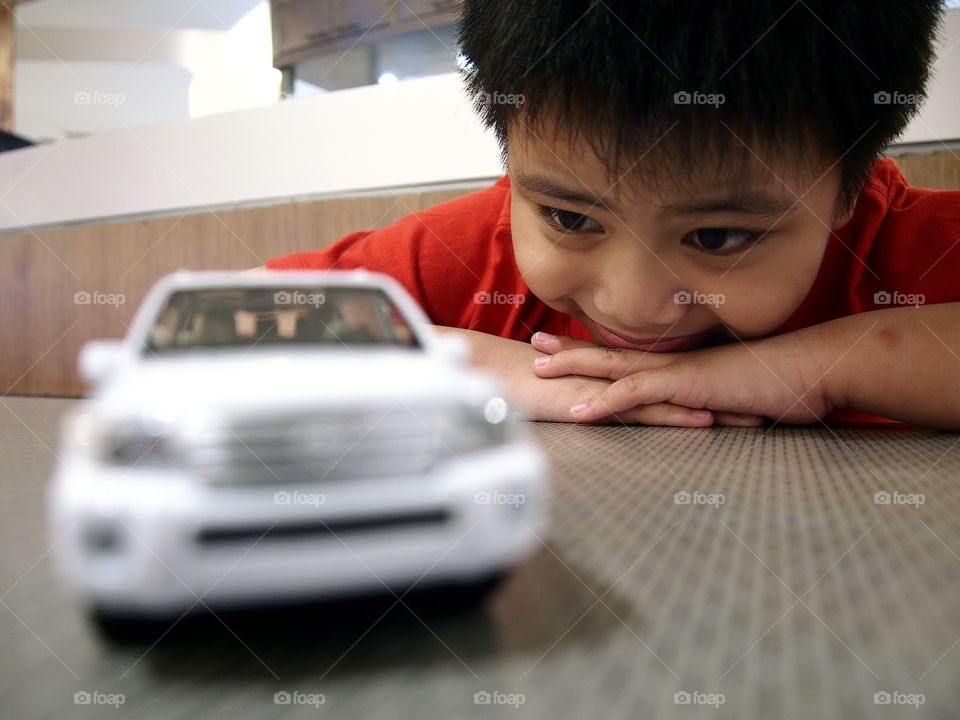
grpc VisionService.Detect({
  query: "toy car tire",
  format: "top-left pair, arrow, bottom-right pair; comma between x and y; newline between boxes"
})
88,607 -> 173,645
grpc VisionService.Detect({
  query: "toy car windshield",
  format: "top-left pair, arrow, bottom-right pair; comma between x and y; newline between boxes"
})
145,286 -> 421,354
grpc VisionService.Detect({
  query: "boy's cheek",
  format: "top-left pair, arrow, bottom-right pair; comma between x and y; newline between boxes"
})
710,285 -> 802,339
708,247 -> 826,339
510,220 -> 583,307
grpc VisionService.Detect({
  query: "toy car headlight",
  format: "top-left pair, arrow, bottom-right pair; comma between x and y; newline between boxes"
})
447,396 -> 515,453
71,412 -> 180,466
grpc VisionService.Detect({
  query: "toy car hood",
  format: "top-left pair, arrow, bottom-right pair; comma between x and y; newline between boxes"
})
87,349 -> 499,420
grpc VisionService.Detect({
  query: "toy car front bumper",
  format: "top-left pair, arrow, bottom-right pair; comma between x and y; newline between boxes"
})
47,442 -> 548,614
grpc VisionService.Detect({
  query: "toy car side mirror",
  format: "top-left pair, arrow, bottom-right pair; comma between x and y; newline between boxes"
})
78,340 -> 125,385
435,335 -> 470,365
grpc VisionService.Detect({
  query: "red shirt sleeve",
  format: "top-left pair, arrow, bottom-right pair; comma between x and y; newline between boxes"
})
265,178 -> 571,341
855,160 -> 960,310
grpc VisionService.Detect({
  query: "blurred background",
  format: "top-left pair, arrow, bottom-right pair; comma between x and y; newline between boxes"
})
13,0 -> 468,142
2,0 -> 960,397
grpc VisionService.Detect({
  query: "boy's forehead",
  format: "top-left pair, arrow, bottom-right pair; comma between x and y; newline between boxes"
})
506,118 -> 833,211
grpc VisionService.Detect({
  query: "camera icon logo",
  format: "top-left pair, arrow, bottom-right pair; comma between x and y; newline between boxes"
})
874,491 -> 891,505
274,291 -> 291,305
74,691 -> 92,705
474,691 -> 492,704
274,491 -> 292,505
673,91 -> 691,104
873,291 -> 891,305
674,491 -> 691,505
274,691 -> 291,705
74,291 -> 92,304
474,491 -> 491,505
874,691 -> 891,704
673,691 -> 691,704
874,91 -> 892,104
674,290 -> 692,305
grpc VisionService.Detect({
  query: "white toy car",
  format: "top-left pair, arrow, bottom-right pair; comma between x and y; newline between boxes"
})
48,270 -> 547,634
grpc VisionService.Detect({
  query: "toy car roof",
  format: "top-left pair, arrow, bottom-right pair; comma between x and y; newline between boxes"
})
160,268 -> 393,291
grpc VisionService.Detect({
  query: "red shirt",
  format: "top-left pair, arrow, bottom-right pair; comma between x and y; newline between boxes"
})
267,158 -> 960,424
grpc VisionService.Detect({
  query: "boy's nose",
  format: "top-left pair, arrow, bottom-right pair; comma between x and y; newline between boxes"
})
592,287 -> 690,335
591,259 -> 690,333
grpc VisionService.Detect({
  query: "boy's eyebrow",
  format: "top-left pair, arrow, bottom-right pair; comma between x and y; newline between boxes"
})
660,192 -> 798,217
512,173 -> 617,211
514,172 -> 798,218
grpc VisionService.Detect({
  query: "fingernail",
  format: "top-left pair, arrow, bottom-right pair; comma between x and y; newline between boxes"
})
533,332 -> 557,344
693,410 -> 712,419
570,402 -> 588,415
534,356 -> 551,367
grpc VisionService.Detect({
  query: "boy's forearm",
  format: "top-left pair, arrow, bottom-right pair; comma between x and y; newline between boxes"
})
430,326 -> 542,415
819,304 -> 960,430
431,325 -> 534,371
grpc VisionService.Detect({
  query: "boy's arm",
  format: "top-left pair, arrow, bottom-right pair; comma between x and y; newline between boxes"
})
531,304 -> 960,431
824,304 -> 960,430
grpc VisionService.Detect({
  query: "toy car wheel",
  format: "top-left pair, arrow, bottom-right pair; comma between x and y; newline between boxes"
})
88,607 -> 172,644
448,570 -> 508,602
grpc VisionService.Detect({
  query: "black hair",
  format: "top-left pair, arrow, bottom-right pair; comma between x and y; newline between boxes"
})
458,0 -> 943,211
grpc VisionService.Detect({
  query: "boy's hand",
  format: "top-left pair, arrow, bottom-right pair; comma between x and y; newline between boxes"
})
530,330 -> 840,425
434,326 -> 763,426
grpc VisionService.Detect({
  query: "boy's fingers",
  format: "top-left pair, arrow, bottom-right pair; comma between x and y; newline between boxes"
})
714,412 -> 765,427
570,369 -> 674,421
583,405 -> 762,428
531,332 -> 598,354
588,402 -> 714,428
533,346 -> 671,379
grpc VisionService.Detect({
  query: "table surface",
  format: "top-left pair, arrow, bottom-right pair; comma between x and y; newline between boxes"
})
2,397 -> 959,719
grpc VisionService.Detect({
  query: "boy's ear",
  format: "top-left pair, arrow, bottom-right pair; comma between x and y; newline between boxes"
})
831,197 -> 859,231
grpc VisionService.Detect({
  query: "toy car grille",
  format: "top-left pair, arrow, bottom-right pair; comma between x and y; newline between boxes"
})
190,406 -> 444,483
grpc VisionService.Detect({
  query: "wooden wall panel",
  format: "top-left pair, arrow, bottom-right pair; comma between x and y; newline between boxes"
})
0,185 -> 478,398
893,152 -> 960,190
0,0 -> 12,132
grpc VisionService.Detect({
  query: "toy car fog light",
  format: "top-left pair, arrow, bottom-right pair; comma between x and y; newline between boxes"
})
83,520 -> 123,554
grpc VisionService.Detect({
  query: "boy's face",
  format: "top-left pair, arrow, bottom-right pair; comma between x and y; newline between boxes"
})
508,122 -> 852,351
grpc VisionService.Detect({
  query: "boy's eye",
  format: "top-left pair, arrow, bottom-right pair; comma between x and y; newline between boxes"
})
538,206 -> 603,233
683,228 -> 761,255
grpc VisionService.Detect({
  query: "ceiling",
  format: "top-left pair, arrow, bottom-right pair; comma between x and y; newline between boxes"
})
14,0 -> 265,31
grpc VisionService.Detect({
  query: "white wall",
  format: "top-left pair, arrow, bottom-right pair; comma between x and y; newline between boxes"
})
16,61 -> 192,140
0,72 -> 503,232
899,7 -> 960,145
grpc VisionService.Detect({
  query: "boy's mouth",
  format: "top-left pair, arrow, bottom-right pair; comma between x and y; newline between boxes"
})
591,321 -> 726,353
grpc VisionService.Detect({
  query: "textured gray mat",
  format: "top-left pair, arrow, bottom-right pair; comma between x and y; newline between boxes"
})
1,396 -> 958,719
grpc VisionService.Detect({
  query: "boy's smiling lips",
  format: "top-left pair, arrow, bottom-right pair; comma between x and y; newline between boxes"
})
589,320 -> 727,353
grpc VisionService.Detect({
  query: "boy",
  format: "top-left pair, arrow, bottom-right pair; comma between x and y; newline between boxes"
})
264,0 -> 960,430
